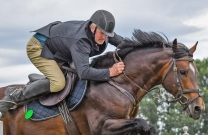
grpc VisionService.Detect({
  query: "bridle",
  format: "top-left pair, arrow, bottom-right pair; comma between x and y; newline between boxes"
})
162,57 -> 202,110
109,48 -> 201,117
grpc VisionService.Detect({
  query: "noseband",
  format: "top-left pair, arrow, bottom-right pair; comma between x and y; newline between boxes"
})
162,57 -> 202,110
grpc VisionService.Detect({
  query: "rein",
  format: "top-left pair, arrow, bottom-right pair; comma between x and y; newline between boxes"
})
110,48 -> 150,118
110,47 -> 201,117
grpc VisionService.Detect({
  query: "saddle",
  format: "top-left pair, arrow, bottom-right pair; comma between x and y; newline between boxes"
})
28,64 -> 77,106
25,63 -> 83,134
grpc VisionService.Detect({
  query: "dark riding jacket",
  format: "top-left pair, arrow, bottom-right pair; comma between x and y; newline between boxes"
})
33,20 -> 123,81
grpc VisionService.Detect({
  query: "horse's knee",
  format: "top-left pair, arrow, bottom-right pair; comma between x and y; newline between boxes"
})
134,118 -> 158,135
149,124 -> 158,135
134,118 -> 150,131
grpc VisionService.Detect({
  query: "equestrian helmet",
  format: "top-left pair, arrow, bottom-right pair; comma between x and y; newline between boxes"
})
90,10 -> 115,37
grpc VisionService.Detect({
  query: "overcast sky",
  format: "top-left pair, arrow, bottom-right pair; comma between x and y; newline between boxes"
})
0,0 -> 208,87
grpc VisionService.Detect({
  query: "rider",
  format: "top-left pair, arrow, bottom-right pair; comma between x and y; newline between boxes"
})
0,10 -> 125,118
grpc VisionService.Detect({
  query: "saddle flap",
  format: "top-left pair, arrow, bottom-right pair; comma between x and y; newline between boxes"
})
39,71 -> 77,106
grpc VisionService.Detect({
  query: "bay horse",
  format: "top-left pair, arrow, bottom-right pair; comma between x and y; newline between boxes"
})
0,30 -> 205,135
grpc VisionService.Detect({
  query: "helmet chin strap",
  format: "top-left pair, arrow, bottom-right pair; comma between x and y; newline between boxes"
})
93,26 -> 97,36
92,26 -> 97,44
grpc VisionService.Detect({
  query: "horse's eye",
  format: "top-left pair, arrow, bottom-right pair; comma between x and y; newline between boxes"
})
180,70 -> 186,76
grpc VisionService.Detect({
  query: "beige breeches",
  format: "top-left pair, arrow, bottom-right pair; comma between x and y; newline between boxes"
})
26,36 -> 65,92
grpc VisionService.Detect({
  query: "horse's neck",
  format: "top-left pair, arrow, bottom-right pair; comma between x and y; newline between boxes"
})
114,49 -> 171,100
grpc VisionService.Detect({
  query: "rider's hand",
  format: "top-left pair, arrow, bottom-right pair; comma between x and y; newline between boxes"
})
109,62 -> 125,77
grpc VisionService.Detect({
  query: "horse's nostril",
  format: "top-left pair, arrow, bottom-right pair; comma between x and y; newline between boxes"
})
195,106 -> 201,112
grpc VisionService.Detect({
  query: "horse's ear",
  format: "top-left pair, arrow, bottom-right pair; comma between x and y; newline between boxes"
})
163,42 -> 173,56
172,38 -> 177,48
189,41 -> 198,53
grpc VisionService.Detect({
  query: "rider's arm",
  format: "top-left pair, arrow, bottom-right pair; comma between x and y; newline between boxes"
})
70,39 -> 110,81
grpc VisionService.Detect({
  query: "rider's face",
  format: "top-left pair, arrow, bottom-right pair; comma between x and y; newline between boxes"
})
90,25 -> 108,45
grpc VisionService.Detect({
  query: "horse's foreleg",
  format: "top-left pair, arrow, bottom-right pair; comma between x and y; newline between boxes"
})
137,123 -> 158,135
101,118 -> 158,135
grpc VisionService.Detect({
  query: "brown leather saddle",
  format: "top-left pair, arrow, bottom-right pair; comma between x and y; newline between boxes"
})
28,64 -> 77,106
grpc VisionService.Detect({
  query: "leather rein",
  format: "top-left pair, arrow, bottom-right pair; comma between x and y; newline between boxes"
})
109,48 -> 201,117
109,49 -> 152,117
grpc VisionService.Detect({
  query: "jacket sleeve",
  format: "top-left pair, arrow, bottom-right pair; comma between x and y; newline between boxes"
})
108,32 -> 124,47
70,39 -> 110,81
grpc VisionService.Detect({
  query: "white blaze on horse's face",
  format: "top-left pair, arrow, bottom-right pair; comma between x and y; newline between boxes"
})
189,63 -> 196,76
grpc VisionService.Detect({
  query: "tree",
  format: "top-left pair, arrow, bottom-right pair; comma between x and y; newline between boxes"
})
195,58 -> 208,134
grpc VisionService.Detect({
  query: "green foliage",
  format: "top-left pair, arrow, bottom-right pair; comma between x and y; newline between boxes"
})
138,58 -> 208,134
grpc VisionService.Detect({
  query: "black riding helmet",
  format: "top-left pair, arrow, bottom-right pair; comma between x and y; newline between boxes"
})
90,10 -> 115,37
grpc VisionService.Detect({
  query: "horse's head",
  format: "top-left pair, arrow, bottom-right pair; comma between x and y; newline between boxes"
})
161,39 -> 205,119
91,30 -> 205,120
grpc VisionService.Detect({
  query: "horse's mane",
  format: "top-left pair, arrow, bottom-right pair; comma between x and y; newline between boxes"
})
90,29 -> 187,68
116,30 -> 171,58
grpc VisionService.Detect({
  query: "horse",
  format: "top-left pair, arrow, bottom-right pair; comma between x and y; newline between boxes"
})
0,30 -> 205,135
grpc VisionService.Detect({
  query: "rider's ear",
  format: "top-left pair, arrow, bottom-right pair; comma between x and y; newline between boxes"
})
189,41 -> 198,53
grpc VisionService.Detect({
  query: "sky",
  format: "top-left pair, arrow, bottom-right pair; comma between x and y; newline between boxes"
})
0,0 -> 208,87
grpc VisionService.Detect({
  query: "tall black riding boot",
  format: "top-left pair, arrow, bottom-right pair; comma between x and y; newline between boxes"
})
0,78 -> 50,118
